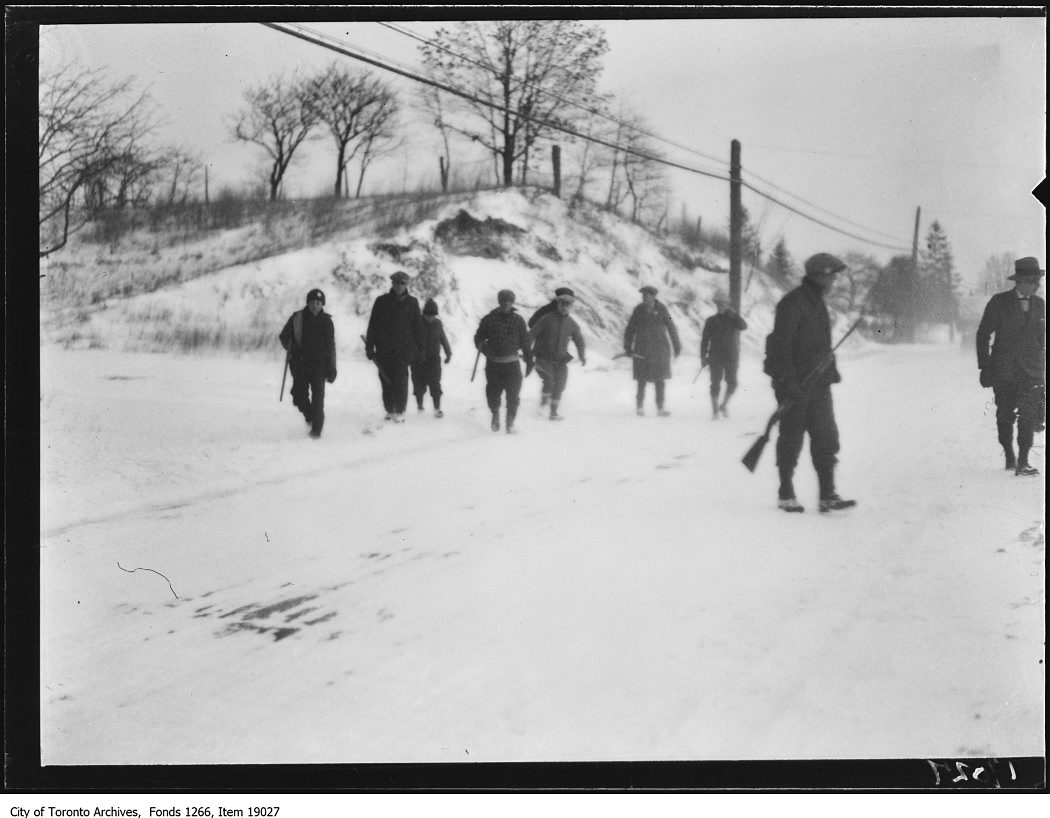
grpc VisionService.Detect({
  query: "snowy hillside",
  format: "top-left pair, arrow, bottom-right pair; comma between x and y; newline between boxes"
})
38,189 -> 1043,770
40,188 -> 790,363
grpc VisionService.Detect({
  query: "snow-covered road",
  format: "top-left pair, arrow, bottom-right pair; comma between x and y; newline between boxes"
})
40,341 -> 1044,764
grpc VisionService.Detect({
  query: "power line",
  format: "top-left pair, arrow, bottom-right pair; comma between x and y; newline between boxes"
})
264,22 -> 914,252
742,167 -> 911,244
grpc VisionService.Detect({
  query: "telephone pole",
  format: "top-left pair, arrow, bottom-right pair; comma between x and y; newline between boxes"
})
729,139 -> 742,313
906,205 -> 921,342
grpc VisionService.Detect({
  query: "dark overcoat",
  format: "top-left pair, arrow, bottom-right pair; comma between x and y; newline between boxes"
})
763,278 -> 840,391
975,291 -> 1046,387
365,289 -> 425,364
624,300 -> 681,382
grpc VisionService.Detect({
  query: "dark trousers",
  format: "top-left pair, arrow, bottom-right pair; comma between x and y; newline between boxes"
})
376,354 -> 410,414
290,359 -> 326,434
994,379 -> 1043,459
708,357 -> 739,399
411,358 -> 443,409
485,361 -> 523,419
636,380 -> 666,407
775,385 -> 839,496
535,359 -> 569,403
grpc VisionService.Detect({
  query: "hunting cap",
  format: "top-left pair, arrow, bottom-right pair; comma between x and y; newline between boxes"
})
1009,256 -> 1045,280
423,298 -> 439,316
640,285 -> 658,296
557,290 -> 576,304
497,289 -> 516,304
554,287 -> 574,297
306,288 -> 326,305
804,253 -> 847,277
390,271 -> 411,284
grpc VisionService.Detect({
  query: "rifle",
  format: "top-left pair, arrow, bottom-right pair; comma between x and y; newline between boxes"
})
361,334 -> 391,385
471,339 -> 487,382
279,347 -> 290,401
741,315 -> 864,473
613,352 -> 645,360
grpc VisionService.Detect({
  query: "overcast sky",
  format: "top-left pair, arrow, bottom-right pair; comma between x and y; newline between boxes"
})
40,12 -> 1046,287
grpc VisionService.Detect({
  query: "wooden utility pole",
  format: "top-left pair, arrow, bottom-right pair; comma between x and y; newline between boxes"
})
907,205 -> 921,342
729,139 -> 742,313
552,145 -> 561,198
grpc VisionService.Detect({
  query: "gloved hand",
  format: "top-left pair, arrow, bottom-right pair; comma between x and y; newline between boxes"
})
624,348 -> 632,358
366,349 -> 374,361
445,354 -> 451,364
579,356 -> 586,366
701,356 -> 709,368
525,361 -> 534,377
979,367 -> 994,388
674,349 -> 680,359
326,369 -> 337,384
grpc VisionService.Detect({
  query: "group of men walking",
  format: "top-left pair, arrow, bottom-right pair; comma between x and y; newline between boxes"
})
279,253 -> 1044,510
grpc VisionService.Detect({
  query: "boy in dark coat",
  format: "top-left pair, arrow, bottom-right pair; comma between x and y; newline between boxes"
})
279,288 -> 337,439
529,287 -> 574,407
475,289 -> 534,433
624,285 -> 680,416
529,289 -> 586,421
975,256 -> 1045,475
411,298 -> 452,417
364,271 -> 426,423
701,290 -> 748,419
764,253 -> 855,513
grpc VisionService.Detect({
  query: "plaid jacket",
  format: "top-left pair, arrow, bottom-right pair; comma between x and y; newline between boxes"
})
475,308 -> 533,365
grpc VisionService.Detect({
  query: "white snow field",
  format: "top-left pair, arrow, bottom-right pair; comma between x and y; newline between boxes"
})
38,189 -> 1043,767
40,340 -> 1044,765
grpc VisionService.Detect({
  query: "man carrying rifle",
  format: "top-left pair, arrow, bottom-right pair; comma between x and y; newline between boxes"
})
764,253 -> 856,513
279,288 -> 337,439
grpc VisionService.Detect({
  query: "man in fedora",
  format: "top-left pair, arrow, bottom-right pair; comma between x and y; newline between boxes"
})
976,256 -> 1045,476
700,290 -> 748,419
364,270 -> 426,423
279,288 -> 337,439
764,253 -> 856,513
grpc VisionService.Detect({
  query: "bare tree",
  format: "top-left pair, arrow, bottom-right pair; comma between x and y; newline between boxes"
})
352,97 -> 402,198
419,86 -> 454,192
230,74 -> 317,201
39,63 -> 156,255
419,20 -> 609,188
305,63 -> 401,197
979,252 -> 1015,295
158,147 -> 203,206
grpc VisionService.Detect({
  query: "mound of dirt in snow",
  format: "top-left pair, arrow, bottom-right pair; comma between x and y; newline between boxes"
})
433,210 -> 527,259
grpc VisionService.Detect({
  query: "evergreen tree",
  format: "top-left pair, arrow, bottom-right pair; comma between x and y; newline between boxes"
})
918,221 -> 959,332
764,238 -> 795,288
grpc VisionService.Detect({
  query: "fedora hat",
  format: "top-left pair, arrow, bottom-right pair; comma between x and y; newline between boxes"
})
1008,257 -> 1045,280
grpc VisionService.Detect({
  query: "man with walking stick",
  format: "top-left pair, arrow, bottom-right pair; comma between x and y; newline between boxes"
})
761,253 -> 856,513
279,288 -> 337,439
